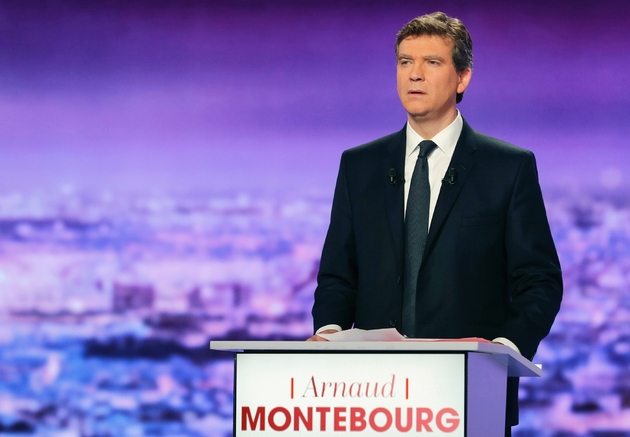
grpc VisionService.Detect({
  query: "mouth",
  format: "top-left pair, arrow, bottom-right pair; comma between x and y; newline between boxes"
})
408,90 -> 426,96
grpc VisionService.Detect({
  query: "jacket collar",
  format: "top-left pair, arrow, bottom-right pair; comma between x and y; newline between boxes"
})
423,119 -> 478,260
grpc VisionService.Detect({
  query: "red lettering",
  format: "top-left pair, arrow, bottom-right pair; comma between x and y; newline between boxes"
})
436,408 -> 460,432
243,404 -> 460,433
416,407 -> 433,432
268,407 -> 290,431
349,382 -> 361,397
395,407 -> 413,432
334,407 -> 346,431
382,374 -> 396,397
350,407 -> 366,431
369,407 -> 392,432
302,376 -> 318,397
333,382 -> 347,397
241,406 -> 265,431
294,407 -> 312,431
301,376 -> 398,398
316,407 -> 330,431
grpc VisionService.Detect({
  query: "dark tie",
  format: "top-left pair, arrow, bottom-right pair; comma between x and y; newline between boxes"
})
402,140 -> 437,337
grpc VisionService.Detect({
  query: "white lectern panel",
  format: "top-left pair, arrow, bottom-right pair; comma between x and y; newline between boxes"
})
235,353 -> 465,436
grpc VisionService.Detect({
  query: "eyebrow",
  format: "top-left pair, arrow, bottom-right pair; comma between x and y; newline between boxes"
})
423,54 -> 445,61
396,54 -> 446,62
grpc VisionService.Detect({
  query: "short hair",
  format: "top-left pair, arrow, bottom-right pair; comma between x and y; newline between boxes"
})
395,12 -> 473,103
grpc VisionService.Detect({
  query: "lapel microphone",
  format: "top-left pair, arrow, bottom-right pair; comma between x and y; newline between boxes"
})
389,168 -> 398,185
443,168 -> 458,185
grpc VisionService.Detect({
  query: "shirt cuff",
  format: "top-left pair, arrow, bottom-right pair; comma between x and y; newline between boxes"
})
492,337 -> 521,354
316,324 -> 342,334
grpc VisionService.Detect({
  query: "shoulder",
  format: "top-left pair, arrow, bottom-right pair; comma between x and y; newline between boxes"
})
471,130 -> 531,158
463,123 -> 536,166
463,125 -> 541,185
341,127 -> 405,162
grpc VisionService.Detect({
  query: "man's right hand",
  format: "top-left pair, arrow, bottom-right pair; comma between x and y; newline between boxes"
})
306,329 -> 339,341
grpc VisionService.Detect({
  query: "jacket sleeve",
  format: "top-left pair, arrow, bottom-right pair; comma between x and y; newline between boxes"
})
503,151 -> 563,359
312,151 -> 358,332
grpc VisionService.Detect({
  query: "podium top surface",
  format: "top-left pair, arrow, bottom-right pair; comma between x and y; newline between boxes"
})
210,340 -> 542,377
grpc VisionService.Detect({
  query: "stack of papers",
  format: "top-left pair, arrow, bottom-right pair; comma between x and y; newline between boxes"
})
318,328 -> 492,343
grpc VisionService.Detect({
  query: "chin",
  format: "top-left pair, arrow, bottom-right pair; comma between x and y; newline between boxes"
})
406,109 -> 431,119
402,103 -> 430,116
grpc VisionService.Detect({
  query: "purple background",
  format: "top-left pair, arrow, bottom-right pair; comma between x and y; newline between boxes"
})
1,1 -> 630,436
2,0 -> 629,195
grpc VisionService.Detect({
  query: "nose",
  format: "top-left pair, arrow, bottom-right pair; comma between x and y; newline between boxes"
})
410,63 -> 424,81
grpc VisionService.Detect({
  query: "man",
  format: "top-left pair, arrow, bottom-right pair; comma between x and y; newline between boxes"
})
308,11 -> 563,434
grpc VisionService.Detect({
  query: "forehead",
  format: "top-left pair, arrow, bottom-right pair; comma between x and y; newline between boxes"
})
397,34 -> 454,56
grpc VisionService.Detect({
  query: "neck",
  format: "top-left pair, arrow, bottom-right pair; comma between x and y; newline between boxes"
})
407,108 -> 458,139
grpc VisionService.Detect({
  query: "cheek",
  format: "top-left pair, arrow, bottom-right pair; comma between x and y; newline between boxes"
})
396,78 -> 405,96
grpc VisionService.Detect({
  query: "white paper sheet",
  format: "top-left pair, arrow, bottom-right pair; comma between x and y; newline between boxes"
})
318,328 -> 492,343
318,328 -> 405,341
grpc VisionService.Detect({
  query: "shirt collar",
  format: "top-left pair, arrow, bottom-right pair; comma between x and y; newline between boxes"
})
405,110 -> 463,158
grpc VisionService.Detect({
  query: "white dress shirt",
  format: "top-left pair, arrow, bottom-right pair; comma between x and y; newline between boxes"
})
403,111 -> 462,228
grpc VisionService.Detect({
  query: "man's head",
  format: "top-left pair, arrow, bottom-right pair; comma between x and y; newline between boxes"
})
396,12 -> 473,104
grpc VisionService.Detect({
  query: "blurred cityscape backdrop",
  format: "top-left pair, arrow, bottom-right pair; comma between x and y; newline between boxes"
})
1,0 -> 629,436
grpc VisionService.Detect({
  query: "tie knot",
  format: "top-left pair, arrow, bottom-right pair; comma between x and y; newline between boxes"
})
419,140 -> 437,158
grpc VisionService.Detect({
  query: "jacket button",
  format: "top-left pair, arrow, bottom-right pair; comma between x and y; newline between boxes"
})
396,276 -> 401,284
389,318 -> 398,327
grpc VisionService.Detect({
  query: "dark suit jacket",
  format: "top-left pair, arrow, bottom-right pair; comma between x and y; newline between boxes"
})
312,119 -> 562,425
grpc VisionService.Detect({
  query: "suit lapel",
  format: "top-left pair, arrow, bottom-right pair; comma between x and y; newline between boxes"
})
424,120 -> 478,258
383,126 -> 407,268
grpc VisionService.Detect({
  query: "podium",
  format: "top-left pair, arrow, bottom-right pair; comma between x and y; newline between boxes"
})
210,340 -> 541,437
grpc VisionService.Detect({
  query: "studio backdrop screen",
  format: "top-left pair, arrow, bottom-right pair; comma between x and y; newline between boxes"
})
0,1 -> 629,436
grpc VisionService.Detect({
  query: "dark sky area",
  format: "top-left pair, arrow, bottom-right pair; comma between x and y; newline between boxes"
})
0,0 -> 628,195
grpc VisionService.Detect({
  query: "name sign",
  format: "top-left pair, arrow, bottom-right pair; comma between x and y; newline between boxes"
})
235,353 -> 465,436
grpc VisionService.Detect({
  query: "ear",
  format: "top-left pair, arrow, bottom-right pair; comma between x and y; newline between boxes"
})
457,68 -> 472,94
